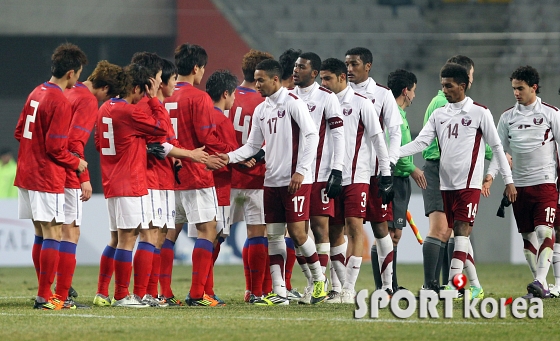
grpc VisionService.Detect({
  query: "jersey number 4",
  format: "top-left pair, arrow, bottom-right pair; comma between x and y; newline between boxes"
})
231,107 -> 251,144
23,100 -> 39,140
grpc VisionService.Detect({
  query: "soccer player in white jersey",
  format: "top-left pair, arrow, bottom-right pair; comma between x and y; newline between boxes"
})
483,66 -> 559,298
400,63 -> 516,300
218,59 -> 327,305
319,58 -> 392,303
345,47 -> 402,295
290,52 -> 345,304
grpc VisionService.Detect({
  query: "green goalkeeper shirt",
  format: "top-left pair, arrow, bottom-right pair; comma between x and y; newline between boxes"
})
421,90 -> 493,161
394,107 -> 415,177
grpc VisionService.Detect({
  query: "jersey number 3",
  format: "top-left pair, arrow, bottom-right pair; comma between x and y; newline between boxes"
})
101,117 -> 116,155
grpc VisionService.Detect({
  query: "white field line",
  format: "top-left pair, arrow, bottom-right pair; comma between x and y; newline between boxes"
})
0,312 -> 531,325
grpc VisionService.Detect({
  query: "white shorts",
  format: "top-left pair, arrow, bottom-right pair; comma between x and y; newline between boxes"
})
159,189 -> 176,229
188,205 -> 231,237
106,195 -> 150,231
18,188 -> 64,223
147,189 -> 164,228
230,188 -> 265,225
64,188 -> 83,226
175,187 -> 220,225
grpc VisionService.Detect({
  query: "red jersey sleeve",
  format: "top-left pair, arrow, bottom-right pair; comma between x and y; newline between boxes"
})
131,97 -> 168,137
67,94 -> 98,184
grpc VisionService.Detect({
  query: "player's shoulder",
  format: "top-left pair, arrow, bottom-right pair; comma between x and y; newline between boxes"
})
318,86 -> 332,94
472,101 -> 488,110
542,101 -> 559,112
502,105 -> 514,114
375,82 -> 391,91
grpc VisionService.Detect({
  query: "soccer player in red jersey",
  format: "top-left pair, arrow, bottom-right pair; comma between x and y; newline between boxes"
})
96,64 -> 169,308
220,59 -> 326,306
164,43 -> 231,307
227,50 -> 274,302
56,60 -> 123,309
15,43 -> 88,310
191,69 -> 239,304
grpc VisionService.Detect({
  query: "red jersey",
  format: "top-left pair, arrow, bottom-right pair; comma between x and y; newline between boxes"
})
164,82 -> 235,190
227,86 -> 266,189
14,82 -> 80,193
64,82 -> 98,189
95,97 -> 168,198
135,96 -> 162,190
212,107 -> 238,206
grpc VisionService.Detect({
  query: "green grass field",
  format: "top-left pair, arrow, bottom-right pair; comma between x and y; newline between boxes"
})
0,263 -> 558,341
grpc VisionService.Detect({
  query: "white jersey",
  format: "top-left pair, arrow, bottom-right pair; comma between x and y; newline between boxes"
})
400,96 -> 513,190
350,77 -> 402,171
290,83 -> 344,182
228,87 -> 319,187
487,97 -> 560,187
336,86 -> 389,185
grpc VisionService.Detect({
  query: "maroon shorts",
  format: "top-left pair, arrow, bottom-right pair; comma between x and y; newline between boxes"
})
264,185 -> 311,223
441,188 -> 481,229
331,183 -> 370,225
512,183 -> 557,233
366,177 -> 393,223
309,181 -> 334,217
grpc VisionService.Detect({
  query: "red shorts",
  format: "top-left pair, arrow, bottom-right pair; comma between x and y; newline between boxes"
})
366,177 -> 393,223
441,188 -> 481,229
512,184 -> 557,233
309,181 -> 334,217
264,185 -> 311,223
331,183 -> 370,225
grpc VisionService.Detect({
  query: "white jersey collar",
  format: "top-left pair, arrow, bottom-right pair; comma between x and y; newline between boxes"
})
338,85 -> 352,104
266,87 -> 285,107
514,96 -> 541,116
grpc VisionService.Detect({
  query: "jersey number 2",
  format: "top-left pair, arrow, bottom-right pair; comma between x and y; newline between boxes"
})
23,100 -> 39,140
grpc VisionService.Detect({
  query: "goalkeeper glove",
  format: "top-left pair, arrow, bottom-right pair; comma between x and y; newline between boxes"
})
378,175 -> 394,205
325,169 -> 343,198
174,160 -> 182,185
496,194 -> 511,218
147,143 -> 166,160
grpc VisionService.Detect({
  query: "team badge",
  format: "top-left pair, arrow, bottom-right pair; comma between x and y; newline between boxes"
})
307,103 -> 316,112
371,99 -> 376,105
278,110 -> 286,118
533,117 -> 544,125
461,116 -> 472,126
343,108 -> 353,116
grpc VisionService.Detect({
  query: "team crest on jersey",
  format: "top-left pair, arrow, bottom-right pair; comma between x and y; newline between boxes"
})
461,116 -> 472,126
533,117 -> 544,125
278,110 -> 286,118
343,108 -> 353,116
307,103 -> 316,112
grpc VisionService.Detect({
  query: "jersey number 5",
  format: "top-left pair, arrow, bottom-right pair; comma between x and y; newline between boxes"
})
23,100 -> 39,140
165,102 -> 178,137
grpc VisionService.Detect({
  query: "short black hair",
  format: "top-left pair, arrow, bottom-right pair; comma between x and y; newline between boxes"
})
130,52 -> 163,78
206,70 -> 238,103
440,63 -> 469,89
279,48 -> 301,80
299,52 -> 322,72
255,59 -> 283,80
174,43 -> 208,76
446,55 -> 474,72
510,65 -> 540,94
320,58 -> 347,77
345,47 -> 373,65
122,63 -> 152,97
161,58 -> 178,85
387,69 -> 417,99
51,43 -> 88,78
